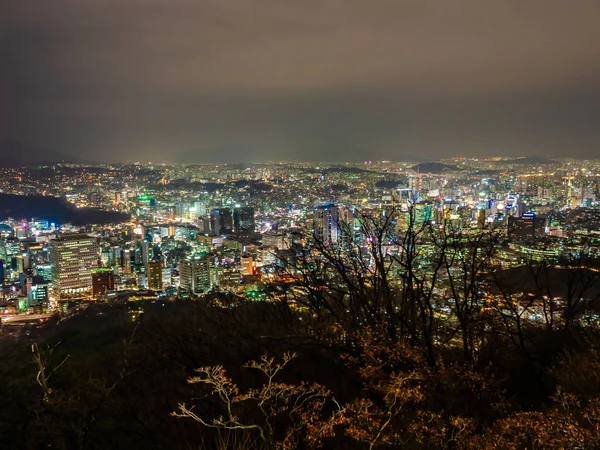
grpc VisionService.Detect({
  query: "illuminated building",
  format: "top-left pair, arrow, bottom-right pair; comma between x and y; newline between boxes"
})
233,206 -> 255,233
313,203 -> 343,246
27,281 -> 49,307
210,208 -> 233,236
49,234 -> 98,297
241,256 -> 255,276
178,253 -> 211,295
508,214 -> 547,242
3,239 -> 21,260
162,266 -> 172,285
92,268 -> 115,297
262,231 -> 290,250
147,260 -> 163,290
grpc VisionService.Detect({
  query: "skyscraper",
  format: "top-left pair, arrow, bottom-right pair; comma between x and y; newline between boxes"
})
233,206 -> 255,233
92,268 -> 115,297
210,208 -> 234,236
178,253 -> 211,295
313,203 -> 352,246
49,234 -> 98,297
508,214 -> 547,242
147,260 -> 163,290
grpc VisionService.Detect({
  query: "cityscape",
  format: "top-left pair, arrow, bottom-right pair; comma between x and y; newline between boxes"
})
3,0 -> 600,448
1,157 -> 600,312
2,156 -> 600,448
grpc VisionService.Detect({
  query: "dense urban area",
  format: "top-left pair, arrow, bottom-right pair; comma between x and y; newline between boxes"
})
2,156 -> 600,449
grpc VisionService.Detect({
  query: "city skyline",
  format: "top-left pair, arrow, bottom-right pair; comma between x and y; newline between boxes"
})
2,0 -> 600,163
5,2 -> 600,447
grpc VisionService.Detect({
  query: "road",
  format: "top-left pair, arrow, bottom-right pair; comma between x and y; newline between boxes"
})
1,314 -> 52,325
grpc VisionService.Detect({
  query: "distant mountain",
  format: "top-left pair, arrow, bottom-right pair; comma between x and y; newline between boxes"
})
396,154 -> 429,163
0,139 -> 84,167
504,156 -> 556,165
178,146 -> 428,164
0,194 -> 129,225
410,162 -> 459,174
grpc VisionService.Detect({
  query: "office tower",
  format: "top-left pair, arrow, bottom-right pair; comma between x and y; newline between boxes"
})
141,240 -> 150,266
12,255 -> 24,276
26,274 -> 50,307
233,207 -> 255,233
508,214 -> 547,242
197,216 -> 210,234
147,260 -> 163,290
137,272 -> 147,289
111,245 -> 122,266
210,209 -> 221,235
133,239 -> 150,266
162,266 -> 172,286
34,264 -> 52,282
221,208 -> 233,234
210,208 -> 233,236
100,248 -> 111,266
241,256 -> 254,276
178,254 -> 211,295
4,239 -> 21,260
134,242 -> 142,265
262,231 -> 290,250
194,201 -> 207,217
92,268 -> 115,297
314,203 -> 339,246
49,234 -> 98,297
28,282 -> 49,308
413,204 -> 433,227
122,249 -> 132,274
313,203 -> 353,246
259,247 -> 277,267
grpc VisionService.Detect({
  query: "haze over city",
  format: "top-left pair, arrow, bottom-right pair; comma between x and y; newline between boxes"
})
2,0 -> 600,163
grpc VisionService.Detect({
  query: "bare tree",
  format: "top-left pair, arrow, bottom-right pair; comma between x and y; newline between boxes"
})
172,352 -> 339,449
439,221 -> 502,362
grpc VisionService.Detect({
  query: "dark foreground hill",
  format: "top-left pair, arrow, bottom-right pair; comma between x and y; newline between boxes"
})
1,295 -> 600,450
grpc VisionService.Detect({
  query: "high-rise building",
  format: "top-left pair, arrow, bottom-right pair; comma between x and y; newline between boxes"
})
134,239 -> 150,266
210,208 -> 234,236
262,231 -> 290,250
313,203 -> 352,246
508,214 -> 547,242
49,234 -> 98,297
314,203 -> 340,246
162,266 -> 172,286
233,207 -> 255,233
111,245 -> 122,267
178,254 -> 211,295
3,239 -> 21,260
147,261 -> 163,290
241,256 -> 255,276
92,268 -> 115,297
259,247 -> 277,267
27,280 -> 49,307
12,255 -> 24,276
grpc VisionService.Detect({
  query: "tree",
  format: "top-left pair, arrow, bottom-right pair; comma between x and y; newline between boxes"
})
172,352 -> 339,450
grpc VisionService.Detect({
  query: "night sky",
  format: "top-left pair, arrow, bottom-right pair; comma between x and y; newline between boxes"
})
2,0 -> 600,163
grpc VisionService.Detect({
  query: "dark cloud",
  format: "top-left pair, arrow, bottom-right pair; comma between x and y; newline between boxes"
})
2,0 -> 600,162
